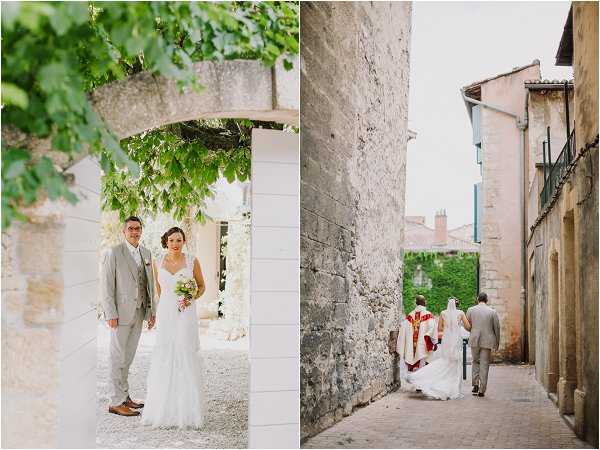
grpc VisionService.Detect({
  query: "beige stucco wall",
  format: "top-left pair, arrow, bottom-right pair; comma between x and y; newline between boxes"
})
525,90 -> 575,259
189,220 -> 220,318
526,90 -> 575,191
479,64 -> 540,361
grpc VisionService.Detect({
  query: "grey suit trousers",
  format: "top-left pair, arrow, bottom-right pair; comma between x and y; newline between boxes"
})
109,306 -> 145,406
471,346 -> 491,394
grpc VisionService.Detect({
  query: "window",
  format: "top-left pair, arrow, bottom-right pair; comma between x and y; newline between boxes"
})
474,183 -> 482,243
472,104 -> 482,146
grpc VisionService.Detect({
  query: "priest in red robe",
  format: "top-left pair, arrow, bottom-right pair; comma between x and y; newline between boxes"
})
397,295 -> 437,372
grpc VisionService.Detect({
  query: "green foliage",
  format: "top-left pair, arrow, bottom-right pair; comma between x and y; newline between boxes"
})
402,251 -> 479,316
101,119 -> 282,223
1,1 -> 299,229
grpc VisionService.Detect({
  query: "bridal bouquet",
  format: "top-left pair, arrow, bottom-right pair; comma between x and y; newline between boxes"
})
174,275 -> 198,312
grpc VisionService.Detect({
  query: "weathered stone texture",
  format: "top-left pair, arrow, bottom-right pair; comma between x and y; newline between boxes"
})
300,1 -> 411,440
1,209 -> 64,448
573,3 -> 599,148
528,147 -> 598,446
573,4 -> 598,446
527,4 -> 598,445
2,58 -> 300,171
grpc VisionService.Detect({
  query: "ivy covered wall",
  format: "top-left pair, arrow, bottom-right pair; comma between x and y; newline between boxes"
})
402,251 -> 479,315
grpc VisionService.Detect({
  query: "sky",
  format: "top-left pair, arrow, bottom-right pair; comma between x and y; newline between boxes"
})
406,1 -> 573,230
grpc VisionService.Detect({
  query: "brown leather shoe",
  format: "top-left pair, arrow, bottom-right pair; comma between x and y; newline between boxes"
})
108,404 -> 140,416
124,396 -> 144,409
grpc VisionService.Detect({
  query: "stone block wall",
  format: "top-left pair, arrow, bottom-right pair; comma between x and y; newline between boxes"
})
572,3 -> 598,445
1,156 -> 100,448
527,4 -> 598,440
300,1 -> 411,439
573,2 -> 599,148
528,143 -> 597,445
1,213 -> 63,448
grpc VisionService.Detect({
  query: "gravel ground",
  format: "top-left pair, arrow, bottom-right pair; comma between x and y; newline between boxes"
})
96,324 -> 249,449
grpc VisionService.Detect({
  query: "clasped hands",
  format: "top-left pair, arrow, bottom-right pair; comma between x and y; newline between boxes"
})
106,315 -> 156,329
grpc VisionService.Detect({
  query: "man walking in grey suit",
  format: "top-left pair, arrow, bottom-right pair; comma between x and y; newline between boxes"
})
466,292 -> 500,397
101,216 -> 156,416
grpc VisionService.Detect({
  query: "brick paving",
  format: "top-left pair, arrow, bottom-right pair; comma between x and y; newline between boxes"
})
303,365 -> 591,449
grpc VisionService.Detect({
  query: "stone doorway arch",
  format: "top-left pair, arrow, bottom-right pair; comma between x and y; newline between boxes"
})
1,59 -> 299,448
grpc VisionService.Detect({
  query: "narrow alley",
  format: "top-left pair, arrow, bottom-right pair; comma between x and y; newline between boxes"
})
303,365 -> 591,449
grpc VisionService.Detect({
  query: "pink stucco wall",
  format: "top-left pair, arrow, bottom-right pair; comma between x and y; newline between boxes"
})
479,64 -> 541,361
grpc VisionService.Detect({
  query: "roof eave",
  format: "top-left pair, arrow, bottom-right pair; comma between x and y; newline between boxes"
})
555,5 -> 574,66
525,81 -> 574,91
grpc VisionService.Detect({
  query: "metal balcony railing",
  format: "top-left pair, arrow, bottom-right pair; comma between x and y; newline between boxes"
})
540,129 -> 576,209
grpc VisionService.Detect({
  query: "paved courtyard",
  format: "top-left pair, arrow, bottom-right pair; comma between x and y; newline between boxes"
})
96,323 -> 249,448
303,365 -> 592,449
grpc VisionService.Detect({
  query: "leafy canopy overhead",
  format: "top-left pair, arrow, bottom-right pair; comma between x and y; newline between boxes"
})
103,119 -> 285,223
1,1 -> 299,228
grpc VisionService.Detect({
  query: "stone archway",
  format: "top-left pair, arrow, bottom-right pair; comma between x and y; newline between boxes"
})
3,59 -> 298,169
1,58 -> 299,449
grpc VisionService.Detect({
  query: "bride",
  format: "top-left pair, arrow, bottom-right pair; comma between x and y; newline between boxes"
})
405,298 -> 471,400
141,226 -> 207,428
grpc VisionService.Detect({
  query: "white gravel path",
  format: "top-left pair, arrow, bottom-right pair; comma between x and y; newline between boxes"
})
96,323 -> 249,448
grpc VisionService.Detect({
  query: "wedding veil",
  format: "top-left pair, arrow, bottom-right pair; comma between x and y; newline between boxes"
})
440,298 -> 462,361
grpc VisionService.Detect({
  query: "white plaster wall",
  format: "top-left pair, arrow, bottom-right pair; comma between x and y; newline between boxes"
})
249,129 -> 300,448
58,156 -> 100,447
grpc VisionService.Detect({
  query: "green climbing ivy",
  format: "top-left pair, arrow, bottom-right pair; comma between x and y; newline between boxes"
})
402,251 -> 479,315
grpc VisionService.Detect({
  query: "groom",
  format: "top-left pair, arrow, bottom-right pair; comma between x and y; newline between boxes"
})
466,292 -> 500,397
101,216 -> 156,416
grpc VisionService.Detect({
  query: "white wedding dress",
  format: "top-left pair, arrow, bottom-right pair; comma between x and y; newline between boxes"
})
141,253 -> 207,428
404,299 -> 463,400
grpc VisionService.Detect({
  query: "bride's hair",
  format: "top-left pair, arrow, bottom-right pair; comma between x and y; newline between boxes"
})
161,226 -> 186,248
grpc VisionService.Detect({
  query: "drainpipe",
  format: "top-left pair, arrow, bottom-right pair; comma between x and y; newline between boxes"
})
461,89 -> 527,363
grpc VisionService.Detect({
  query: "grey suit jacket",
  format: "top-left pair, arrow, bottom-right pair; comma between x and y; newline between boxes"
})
466,303 -> 500,350
100,242 -> 156,325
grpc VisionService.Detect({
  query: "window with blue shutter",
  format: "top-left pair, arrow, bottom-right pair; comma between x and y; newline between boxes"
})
474,182 -> 482,243
472,105 -> 482,146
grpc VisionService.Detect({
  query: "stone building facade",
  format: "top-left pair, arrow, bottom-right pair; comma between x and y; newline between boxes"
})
1,158 -> 100,448
525,3 -> 598,446
462,62 -> 542,361
300,2 -> 411,440
405,211 -> 479,253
